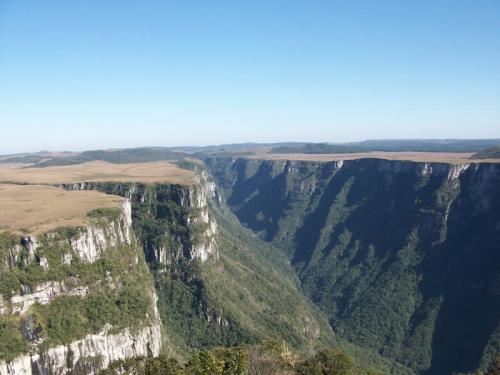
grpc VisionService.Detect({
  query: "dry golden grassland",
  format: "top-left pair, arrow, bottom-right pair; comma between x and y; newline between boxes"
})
0,161 -> 194,233
0,183 -> 124,233
251,151 -> 500,164
0,160 -> 194,185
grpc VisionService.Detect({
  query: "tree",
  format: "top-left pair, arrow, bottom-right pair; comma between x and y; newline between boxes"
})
186,350 -> 224,375
146,355 -> 184,375
296,349 -> 354,375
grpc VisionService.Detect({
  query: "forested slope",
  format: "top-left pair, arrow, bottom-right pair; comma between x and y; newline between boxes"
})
205,157 -> 500,375
64,174 -> 409,374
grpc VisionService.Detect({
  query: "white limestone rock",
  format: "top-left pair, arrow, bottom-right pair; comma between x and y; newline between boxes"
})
0,295 -> 7,315
0,321 -> 162,375
69,200 -> 133,263
38,257 -> 49,271
10,281 -> 89,315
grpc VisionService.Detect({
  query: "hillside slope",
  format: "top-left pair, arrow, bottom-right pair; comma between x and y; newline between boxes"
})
0,200 -> 162,374
205,157 -> 500,375
59,182 -> 333,346
62,175 -> 410,374
206,200 -> 413,374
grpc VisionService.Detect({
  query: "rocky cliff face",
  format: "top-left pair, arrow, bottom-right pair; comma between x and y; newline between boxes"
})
3,200 -> 132,271
61,182 -> 218,264
9,281 -> 89,315
205,157 -> 500,375
70,200 -> 133,263
1,315 -> 162,375
0,199 -> 162,375
58,180 -> 240,354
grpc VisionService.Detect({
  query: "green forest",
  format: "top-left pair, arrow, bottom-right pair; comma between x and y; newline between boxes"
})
205,157 -> 500,375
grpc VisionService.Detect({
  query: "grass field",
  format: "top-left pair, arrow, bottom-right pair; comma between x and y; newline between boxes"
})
251,151 -> 500,164
0,160 -> 194,185
0,183 -> 124,233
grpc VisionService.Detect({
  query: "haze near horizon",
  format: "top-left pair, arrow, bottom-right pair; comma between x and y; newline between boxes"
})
1,0 -> 499,154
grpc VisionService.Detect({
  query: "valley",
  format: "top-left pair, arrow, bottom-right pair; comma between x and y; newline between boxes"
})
3,1 -> 498,373
205,155 -> 500,375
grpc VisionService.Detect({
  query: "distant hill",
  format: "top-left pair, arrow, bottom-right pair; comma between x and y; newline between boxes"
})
2,144 -> 302,167
4,140 -> 500,168
271,139 -> 500,154
472,146 -> 500,159
272,143 -> 362,154
0,154 -> 48,164
33,147 -> 186,167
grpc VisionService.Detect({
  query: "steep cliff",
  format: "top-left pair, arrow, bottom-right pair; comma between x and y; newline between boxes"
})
61,182 -> 219,265
205,157 -> 500,375
1,160 -> 442,375
59,179 -> 356,361
0,201 -> 162,374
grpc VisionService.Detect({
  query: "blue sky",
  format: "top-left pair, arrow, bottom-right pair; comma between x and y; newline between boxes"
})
1,0 -> 499,153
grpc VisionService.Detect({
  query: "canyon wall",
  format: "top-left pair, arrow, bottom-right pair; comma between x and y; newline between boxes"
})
0,200 -> 162,374
206,157 -> 500,375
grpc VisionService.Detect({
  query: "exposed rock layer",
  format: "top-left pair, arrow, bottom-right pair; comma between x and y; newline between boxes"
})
0,322 -> 162,375
61,182 -> 219,264
0,199 -> 162,375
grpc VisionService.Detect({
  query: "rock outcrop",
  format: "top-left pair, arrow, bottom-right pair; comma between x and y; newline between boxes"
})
0,316 -> 162,375
3,200 -> 133,272
9,281 -> 89,315
61,181 -> 219,264
69,200 -> 133,263
0,198 -> 162,375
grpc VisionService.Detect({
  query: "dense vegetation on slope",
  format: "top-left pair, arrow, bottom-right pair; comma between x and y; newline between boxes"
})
205,157 -> 500,375
204,201 -> 334,349
0,212 -> 156,362
102,341 -> 384,375
75,179 -> 409,373
66,183 -> 247,353
79,184 -> 332,348
205,201 -> 413,375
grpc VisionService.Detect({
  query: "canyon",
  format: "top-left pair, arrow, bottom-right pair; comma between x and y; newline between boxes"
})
205,157 -> 500,375
0,153 -> 499,375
